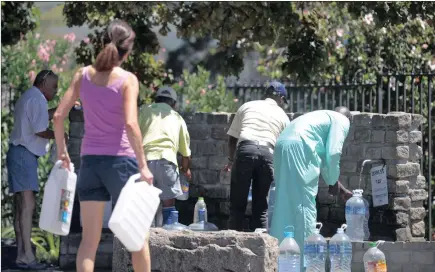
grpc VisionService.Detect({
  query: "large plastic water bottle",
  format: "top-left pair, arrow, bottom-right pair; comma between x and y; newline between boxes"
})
188,208 -> 219,231
363,241 -> 387,272
163,211 -> 187,231
345,189 -> 366,241
278,226 -> 300,272
304,223 -> 327,272
267,184 -> 276,231
329,224 -> 352,272
362,196 -> 370,240
193,197 -> 208,223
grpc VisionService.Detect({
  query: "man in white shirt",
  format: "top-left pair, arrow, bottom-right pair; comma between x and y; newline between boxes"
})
6,70 -> 60,269
223,81 -> 290,231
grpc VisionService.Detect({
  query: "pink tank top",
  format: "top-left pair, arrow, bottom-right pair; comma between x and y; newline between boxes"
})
80,66 -> 135,157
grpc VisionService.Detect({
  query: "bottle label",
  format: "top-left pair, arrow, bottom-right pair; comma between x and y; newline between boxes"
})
304,244 -> 325,254
181,181 -> 189,194
328,244 -> 352,254
345,205 -> 366,215
198,208 -> 206,222
58,189 -> 73,224
366,261 -> 387,272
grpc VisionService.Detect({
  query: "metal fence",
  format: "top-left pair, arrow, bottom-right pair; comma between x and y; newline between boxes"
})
228,73 -> 434,240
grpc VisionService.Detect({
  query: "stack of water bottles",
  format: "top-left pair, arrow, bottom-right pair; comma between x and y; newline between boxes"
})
345,189 -> 370,241
188,197 -> 218,231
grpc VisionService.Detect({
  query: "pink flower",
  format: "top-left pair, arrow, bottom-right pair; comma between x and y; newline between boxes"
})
37,44 -> 50,62
178,81 -> 184,87
35,33 -> 40,39
200,89 -> 206,96
422,44 -> 428,49
31,59 -> 36,66
59,68 -> 64,73
208,84 -> 212,89
336,28 -> 344,37
335,41 -> 343,50
51,64 -> 58,73
163,73 -> 168,77
64,32 -> 76,43
233,98 -> 239,102
62,60 -> 67,65
29,70 -> 36,82
185,99 -> 190,105
143,80 -> 148,84
363,14 -> 374,25
83,37 -> 90,44
161,47 -> 166,53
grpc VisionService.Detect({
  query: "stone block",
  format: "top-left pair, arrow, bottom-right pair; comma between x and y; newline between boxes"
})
410,207 -> 426,221
207,113 -> 231,124
411,249 -> 434,264
394,212 -> 409,227
411,114 -> 424,130
191,140 -> 227,156
409,131 -> 422,143
413,175 -> 427,189
208,156 -> 228,171
191,156 -> 208,169
385,130 -> 409,143
201,184 -> 231,198
371,114 -> 386,129
409,144 -> 422,162
371,130 -> 385,143
392,197 -> 411,211
189,125 -> 210,140
211,126 -> 229,140
347,145 -> 365,159
353,113 -> 373,127
388,251 -> 411,264
395,227 -> 412,241
411,201 -> 424,208
69,121 -> 84,139
387,163 -> 420,178
341,162 -> 357,173
348,175 -> 361,190
183,112 -> 207,124
409,189 -> 428,202
382,145 -> 409,160
192,170 -> 220,185
219,171 -> 231,185
317,188 -> 336,204
113,229 -> 279,272
354,128 -> 371,142
385,112 -> 412,131
388,179 -> 409,194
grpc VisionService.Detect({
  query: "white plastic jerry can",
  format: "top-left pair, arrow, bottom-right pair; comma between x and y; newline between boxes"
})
109,173 -> 162,252
39,161 -> 77,236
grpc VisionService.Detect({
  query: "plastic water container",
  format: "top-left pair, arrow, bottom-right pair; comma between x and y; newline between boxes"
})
267,184 -> 276,231
188,208 -> 218,231
163,211 -> 187,231
39,161 -> 77,236
193,197 -> 208,223
278,226 -> 300,272
363,241 -> 387,272
108,173 -> 162,252
345,189 -> 366,241
329,224 -> 352,272
176,173 -> 189,201
304,223 -> 327,272
362,196 -> 370,240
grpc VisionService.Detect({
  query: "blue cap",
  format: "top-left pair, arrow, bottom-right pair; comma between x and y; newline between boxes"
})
284,225 -> 295,238
267,81 -> 288,103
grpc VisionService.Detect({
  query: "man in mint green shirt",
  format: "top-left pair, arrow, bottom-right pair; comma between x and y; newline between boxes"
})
139,86 -> 191,225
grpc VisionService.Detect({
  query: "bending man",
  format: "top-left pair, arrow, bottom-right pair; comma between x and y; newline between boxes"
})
270,107 -> 353,269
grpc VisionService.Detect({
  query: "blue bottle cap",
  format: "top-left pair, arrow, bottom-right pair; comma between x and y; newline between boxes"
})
284,225 -> 295,238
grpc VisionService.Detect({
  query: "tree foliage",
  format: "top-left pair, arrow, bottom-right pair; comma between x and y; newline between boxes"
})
1,1 -> 38,46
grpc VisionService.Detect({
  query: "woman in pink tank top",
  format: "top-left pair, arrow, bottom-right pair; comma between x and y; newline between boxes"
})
53,20 -> 153,272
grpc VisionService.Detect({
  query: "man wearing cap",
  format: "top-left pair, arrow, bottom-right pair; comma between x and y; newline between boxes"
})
223,81 -> 290,231
139,86 -> 191,225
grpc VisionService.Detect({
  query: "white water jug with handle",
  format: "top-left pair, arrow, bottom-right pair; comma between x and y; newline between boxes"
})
39,160 -> 77,236
108,173 -> 162,252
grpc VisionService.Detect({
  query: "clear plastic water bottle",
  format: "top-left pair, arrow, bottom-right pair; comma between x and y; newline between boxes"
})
304,223 -> 327,272
193,197 -> 208,223
363,241 -> 387,272
267,184 -> 276,231
163,211 -> 187,231
278,226 -> 300,272
329,224 -> 352,272
345,189 -> 366,241
362,196 -> 370,240
248,184 -> 253,202
176,174 -> 189,201
188,208 -> 219,231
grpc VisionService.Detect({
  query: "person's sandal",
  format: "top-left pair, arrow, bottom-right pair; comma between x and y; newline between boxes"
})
16,260 -> 47,270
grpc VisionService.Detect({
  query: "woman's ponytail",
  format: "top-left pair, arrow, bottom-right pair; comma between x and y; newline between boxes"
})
94,42 -> 119,72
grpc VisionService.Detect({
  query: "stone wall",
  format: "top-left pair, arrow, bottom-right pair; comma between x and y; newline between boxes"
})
66,110 -> 427,241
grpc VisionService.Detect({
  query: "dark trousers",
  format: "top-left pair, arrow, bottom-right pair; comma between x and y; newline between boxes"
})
228,141 -> 274,231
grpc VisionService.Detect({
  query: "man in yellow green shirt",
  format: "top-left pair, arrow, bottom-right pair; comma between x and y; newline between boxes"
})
139,86 -> 191,225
